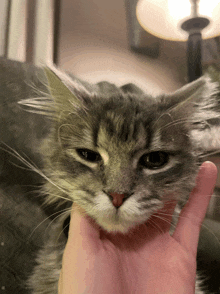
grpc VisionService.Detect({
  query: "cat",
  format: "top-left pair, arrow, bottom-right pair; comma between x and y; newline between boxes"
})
24,66 -> 220,293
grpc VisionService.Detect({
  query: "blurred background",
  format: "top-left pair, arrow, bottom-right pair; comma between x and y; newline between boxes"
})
1,0 -> 220,217
1,1 -> 220,293
1,0 -> 220,93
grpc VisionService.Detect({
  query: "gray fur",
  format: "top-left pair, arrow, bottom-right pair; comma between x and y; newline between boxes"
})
26,67 -> 220,293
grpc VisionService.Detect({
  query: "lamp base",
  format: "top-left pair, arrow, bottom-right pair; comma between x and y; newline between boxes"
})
187,32 -> 202,82
181,17 -> 210,82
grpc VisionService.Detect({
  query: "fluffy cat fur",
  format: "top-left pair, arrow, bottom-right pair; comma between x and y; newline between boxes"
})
23,67 -> 220,293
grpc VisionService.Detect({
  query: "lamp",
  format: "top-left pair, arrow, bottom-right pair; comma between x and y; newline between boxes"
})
136,0 -> 220,82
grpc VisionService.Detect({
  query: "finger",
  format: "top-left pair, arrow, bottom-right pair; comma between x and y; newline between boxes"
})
66,204 -> 101,251
60,205 -> 101,294
173,161 -> 217,254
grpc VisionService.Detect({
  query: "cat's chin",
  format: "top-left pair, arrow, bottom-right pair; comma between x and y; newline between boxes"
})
95,217 -> 149,234
99,222 -> 133,234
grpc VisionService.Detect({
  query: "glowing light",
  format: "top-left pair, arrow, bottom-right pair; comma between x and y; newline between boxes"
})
167,0 -> 191,22
136,0 -> 220,41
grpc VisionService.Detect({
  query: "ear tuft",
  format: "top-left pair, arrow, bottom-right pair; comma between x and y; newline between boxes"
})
18,66 -> 91,118
44,67 -> 79,105
161,75 -> 220,125
166,75 -> 219,109
167,75 -> 220,151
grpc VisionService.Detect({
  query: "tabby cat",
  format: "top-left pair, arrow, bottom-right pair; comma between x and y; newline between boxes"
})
25,67 -> 220,293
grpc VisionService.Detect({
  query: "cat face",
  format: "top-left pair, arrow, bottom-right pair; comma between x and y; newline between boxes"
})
22,67 -> 219,233
52,96 -> 198,233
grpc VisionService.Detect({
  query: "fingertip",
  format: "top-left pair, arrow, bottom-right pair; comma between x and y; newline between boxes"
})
190,161 -> 217,207
199,161 -> 217,179
196,161 -> 218,192
173,160 -> 218,250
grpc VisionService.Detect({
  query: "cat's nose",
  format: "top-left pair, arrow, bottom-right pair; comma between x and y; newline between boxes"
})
109,192 -> 128,208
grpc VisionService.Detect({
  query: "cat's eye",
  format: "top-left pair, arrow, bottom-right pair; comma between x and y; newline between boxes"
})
76,149 -> 102,163
139,151 -> 169,169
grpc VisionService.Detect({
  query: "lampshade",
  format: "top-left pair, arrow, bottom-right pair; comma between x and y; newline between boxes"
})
136,0 -> 220,41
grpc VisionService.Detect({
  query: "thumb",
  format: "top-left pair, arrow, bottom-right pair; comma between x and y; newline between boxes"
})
173,161 -> 217,254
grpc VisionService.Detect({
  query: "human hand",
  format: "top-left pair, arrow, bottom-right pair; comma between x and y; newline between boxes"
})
58,161 -> 217,294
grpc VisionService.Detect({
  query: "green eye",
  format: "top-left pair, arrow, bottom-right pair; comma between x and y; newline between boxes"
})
140,152 -> 169,169
76,149 -> 102,163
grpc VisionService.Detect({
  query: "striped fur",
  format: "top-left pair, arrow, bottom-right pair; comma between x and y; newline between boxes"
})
27,67 -> 220,293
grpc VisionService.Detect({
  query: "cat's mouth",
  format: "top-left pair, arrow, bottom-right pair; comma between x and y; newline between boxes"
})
88,190 -> 160,233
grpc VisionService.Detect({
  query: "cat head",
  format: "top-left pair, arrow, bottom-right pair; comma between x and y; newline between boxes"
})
20,67 -> 220,233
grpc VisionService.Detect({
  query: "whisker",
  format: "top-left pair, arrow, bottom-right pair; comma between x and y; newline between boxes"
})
45,210 -> 73,248
208,194 -> 220,198
28,207 -> 71,240
19,184 -> 42,189
199,150 -> 220,158
148,217 -> 165,234
43,209 -> 72,243
8,160 -> 37,171
0,142 -> 69,197
0,143 -> 39,169
151,214 -> 176,230
57,123 -> 75,146
159,118 -> 193,131
157,211 -> 220,246
55,216 -> 72,244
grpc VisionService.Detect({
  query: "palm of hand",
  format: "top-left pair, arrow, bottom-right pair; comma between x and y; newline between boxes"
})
84,211 -> 197,294
59,162 -> 217,294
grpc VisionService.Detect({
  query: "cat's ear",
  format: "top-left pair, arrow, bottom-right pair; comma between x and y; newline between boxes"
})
158,75 -> 219,125
158,76 -> 220,151
18,66 -> 91,118
44,66 -> 92,109
44,67 -> 79,105
164,75 -> 219,119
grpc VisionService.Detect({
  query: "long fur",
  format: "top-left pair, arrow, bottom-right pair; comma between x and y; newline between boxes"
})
24,67 -> 220,293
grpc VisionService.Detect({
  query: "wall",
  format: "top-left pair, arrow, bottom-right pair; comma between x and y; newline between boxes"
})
58,0 -> 185,94
58,0 -> 220,220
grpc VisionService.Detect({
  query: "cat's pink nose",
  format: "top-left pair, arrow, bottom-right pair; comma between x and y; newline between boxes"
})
109,192 -> 126,208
